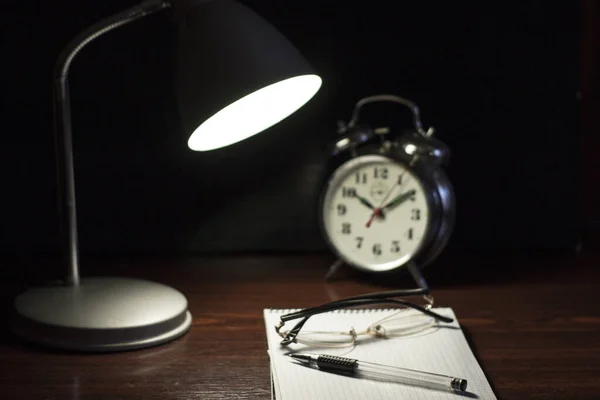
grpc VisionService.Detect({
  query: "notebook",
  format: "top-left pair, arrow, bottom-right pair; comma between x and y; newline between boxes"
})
264,307 -> 497,400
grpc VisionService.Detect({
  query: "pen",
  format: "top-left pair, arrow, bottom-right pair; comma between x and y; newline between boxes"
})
288,353 -> 468,393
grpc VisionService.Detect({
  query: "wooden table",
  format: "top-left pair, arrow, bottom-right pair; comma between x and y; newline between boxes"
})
1,250 -> 599,399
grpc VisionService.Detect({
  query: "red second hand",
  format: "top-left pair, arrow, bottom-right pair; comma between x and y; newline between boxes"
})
366,208 -> 382,228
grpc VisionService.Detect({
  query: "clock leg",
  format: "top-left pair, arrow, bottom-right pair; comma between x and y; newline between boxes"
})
406,262 -> 429,291
406,262 -> 436,306
324,258 -> 345,281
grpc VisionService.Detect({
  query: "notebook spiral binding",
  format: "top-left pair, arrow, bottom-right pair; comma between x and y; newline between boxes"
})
266,308 -> 401,314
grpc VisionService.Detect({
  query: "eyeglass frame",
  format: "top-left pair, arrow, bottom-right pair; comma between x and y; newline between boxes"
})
275,262 -> 454,346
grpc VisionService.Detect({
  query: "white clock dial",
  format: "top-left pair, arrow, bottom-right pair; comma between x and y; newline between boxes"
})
322,155 -> 430,272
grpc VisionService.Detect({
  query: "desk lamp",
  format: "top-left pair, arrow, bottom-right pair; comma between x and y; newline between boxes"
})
11,0 -> 321,352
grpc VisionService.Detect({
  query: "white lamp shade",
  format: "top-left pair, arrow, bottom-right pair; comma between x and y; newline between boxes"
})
187,74 -> 322,151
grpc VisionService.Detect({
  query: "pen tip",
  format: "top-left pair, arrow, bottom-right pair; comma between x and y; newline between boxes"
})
287,353 -> 311,363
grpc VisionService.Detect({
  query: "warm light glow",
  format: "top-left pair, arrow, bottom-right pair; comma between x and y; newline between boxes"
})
188,74 -> 322,151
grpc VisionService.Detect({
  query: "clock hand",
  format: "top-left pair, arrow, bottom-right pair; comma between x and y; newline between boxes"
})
354,193 -> 386,219
365,175 -> 404,228
354,193 -> 375,209
382,189 -> 416,211
365,208 -> 383,228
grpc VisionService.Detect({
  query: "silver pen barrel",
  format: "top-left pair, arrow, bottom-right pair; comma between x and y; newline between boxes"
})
356,359 -> 467,392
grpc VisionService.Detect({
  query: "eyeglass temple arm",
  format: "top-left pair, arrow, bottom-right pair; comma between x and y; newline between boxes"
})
282,263 -> 433,321
281,298 -> 451,323
279,292 -> 425,323
325,262 -> 431,304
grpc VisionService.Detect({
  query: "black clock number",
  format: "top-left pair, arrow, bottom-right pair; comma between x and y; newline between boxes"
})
355,172 -> 367,184
411,208 -> 421,221
407,228 -> 414,240
342,187 -> 357,198
374,167 -> 388,179
391,240 -> 400,253
397,174 -> 403,185
337,204 -> 346,216
342,223 -> 351,234
355,237 -> 363,249
372,243 -> 382,255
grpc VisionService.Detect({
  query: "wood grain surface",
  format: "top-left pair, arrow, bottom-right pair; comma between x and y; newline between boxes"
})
1,250 -> 599,399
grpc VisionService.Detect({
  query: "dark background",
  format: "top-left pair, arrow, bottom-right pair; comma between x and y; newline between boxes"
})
0,1 -> 587,261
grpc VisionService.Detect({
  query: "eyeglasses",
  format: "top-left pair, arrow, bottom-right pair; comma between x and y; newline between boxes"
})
275,293 -> 453,347
274,263 -> 454,347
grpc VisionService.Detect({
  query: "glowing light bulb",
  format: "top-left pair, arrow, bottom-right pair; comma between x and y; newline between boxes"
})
188,74 -> 322,151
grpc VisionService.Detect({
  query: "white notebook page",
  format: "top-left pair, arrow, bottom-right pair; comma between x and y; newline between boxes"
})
264,308 -> 497,400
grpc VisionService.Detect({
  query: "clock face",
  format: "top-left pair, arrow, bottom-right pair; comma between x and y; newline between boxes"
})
322,155 -> 430,272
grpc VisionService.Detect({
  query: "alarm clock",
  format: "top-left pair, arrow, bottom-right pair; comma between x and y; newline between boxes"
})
319,95 -> 455,273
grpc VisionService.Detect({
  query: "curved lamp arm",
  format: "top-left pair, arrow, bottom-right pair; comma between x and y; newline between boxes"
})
54,0 -> 171,286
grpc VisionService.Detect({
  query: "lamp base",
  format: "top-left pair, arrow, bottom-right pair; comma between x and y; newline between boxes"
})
11,277 -> 192,352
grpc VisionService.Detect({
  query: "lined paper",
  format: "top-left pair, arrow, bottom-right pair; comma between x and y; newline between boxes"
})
264,308 -> 497,400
